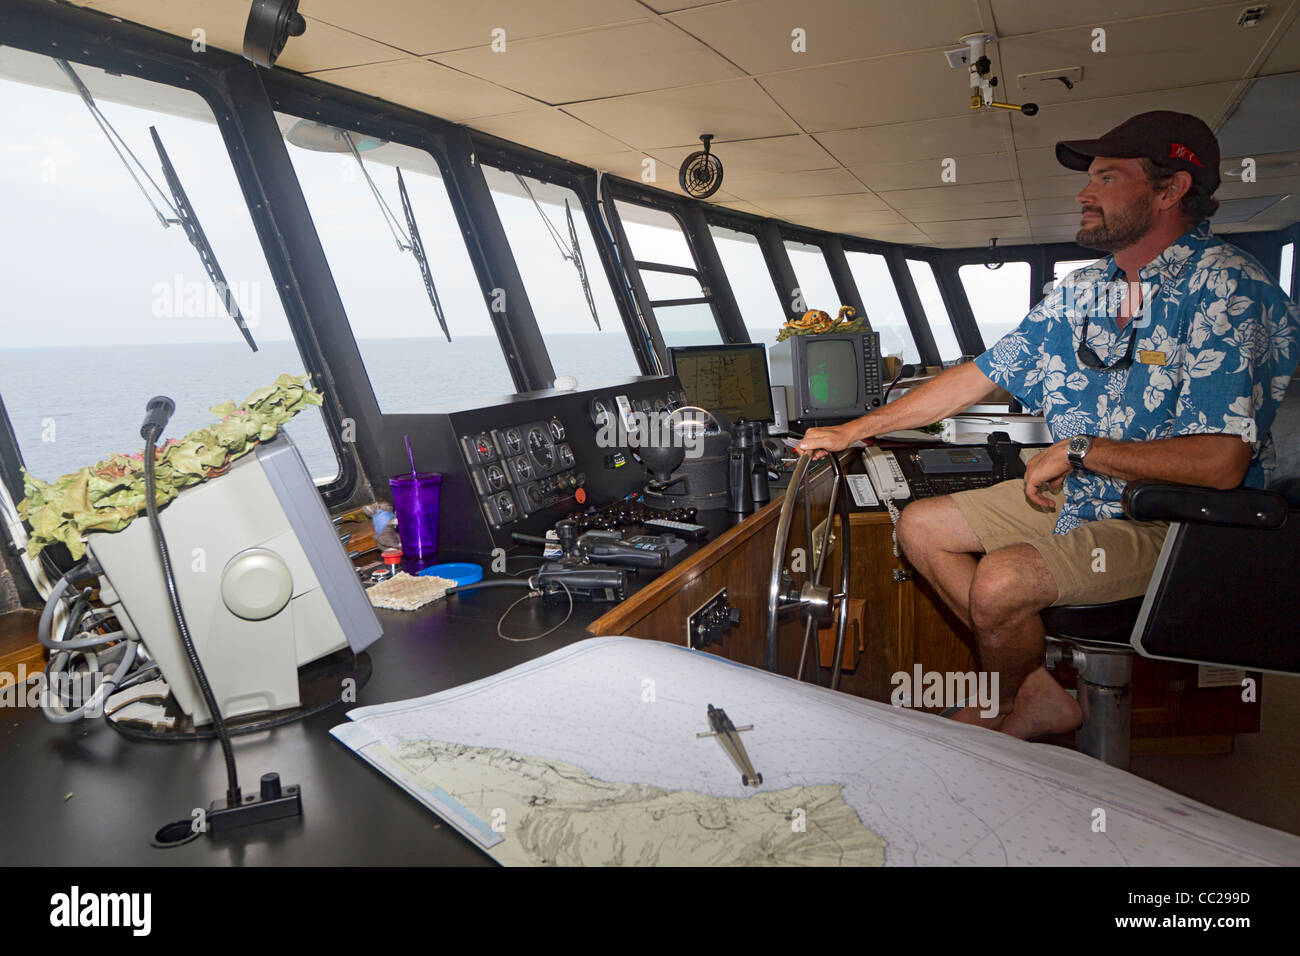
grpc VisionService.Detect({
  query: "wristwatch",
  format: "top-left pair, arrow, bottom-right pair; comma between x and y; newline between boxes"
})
1067,434 -> 1095,469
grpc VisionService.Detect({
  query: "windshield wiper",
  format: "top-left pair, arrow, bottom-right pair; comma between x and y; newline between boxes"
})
566,199 -> 600,331
337,132 -> 450,342
150,129 -> 258,351
397,167 -> 450,342
514,173 -> 601,331
54,58 -> 257,352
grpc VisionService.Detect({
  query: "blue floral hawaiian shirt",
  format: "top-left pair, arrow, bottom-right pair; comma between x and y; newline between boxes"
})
975,222 -> 1299,533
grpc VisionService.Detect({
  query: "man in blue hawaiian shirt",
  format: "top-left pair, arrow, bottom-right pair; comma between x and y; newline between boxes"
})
799,111 -> 1298,741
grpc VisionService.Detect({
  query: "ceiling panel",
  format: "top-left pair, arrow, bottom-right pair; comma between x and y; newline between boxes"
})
815,113 -> 1012,166
900,200 -> 1025,222
667,0 -> 983,74
849,224 -> 934,243
923,216 -> 1030,238
718,167 -> 866,199
1261,13 -> 1300,75
878,180 -> 1021,208
77,0 -> 408,71
1027,196 -> 1083,216
567,149 -> 660,180
999,9 -> 1268,110
473,108 -> 631,155
758,193 -> 892,218
990,1 -> 1242,38
432,21 -> 740,104
300,0 -> 649,56
1016,145 -> 1074,179
304,58 -> 541,122
1215,171 -> 1300,202
850,152 -> 1015,191
565,79 -> 801,147
760,48 -> 994,132
1021,173 -> 1085,199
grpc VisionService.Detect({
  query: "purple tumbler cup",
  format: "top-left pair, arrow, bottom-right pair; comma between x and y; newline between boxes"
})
389,472 -> 442,562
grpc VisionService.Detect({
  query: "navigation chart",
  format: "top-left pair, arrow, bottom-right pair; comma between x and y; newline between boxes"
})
331,637 -> 1300,866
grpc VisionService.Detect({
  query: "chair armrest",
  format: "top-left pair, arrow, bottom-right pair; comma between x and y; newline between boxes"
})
1122,479 -> 1288,529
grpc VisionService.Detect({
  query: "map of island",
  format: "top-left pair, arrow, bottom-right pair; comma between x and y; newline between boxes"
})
377,739 -> 886,866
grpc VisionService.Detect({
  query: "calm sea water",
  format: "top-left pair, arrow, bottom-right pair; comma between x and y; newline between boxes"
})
0,332 -> 715,486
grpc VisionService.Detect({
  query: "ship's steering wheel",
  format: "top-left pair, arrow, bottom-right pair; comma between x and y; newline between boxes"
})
764,452 -> 853,689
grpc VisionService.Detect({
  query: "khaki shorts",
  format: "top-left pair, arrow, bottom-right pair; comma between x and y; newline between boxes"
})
948,479 -> 1169,606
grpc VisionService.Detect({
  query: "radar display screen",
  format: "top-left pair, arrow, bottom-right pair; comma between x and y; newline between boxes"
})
668,343 -> 774,423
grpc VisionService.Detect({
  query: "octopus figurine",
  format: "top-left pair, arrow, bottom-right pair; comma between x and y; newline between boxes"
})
777,305 -> 863,341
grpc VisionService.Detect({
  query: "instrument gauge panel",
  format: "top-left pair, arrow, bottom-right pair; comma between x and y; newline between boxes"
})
512,455 -> 533,482
548,418 -> 566,442
486,463 -> 506,490
528,427 -> 554,470
589,397 -> 611,429
502,428 -> 523,455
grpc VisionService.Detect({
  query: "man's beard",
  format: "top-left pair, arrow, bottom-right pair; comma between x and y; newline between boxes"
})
1075,194 -> 1156,251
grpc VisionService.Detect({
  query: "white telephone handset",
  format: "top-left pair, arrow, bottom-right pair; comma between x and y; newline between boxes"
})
862,446 -> 911,500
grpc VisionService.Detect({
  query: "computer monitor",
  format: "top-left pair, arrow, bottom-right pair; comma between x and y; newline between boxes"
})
769,331 -> 884,422
668,343 -> 775,423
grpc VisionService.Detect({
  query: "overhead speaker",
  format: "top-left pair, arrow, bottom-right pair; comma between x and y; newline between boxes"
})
243,0 -> 307,68
679,134 -> 724,199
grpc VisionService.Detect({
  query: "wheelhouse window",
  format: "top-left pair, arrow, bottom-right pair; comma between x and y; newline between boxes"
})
0,49 -> 338,485
277,113 -> 514,411
784,240 -> 841,317
905,259 -> 962,361
1052,257 -> 1102,286
958,262 -> 1031,348
483,166 -> 638,388
709,225 -> 784,347
614,200 -> 721,348
845,251 -> 919,365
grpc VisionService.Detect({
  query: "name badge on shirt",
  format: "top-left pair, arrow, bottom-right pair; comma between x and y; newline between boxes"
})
1138,349 -> 1168,366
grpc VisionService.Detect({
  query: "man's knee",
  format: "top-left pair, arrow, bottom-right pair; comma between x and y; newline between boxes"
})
968,546 -> 1056,633
896,496 -> 979,561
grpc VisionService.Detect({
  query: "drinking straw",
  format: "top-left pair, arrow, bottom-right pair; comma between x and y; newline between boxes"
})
404,435 -> 417,478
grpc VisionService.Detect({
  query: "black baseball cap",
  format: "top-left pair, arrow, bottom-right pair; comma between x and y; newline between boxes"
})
1056,111 -> 1220,193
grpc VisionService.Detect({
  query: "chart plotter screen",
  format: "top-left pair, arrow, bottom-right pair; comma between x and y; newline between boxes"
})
668,343 -> 774,423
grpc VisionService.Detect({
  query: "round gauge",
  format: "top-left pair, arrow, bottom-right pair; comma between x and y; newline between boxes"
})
548,418 -> 566,442
528,427 -> 554,470
653,397 -> 667,413
486,463 -> 505,490
474,435 -> 493,460
514,456 -> 533,481
589,398 -> 611,429
496,493 -> 515,522
558,444 -> 574,468
504,428 -> 523,454
638,398 -> 653,416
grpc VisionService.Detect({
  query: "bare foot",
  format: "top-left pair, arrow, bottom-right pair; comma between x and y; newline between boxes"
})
998,666 -> 1081,740
949,703 -> 1010,732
